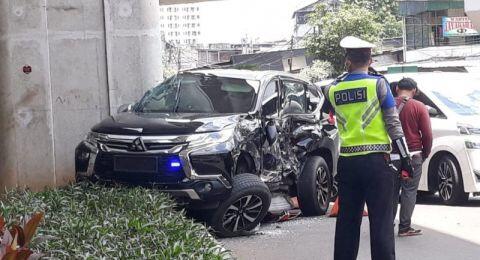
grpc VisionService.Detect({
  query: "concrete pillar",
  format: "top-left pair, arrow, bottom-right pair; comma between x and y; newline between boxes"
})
0,0 -> 164,190
104,0 -> 164,112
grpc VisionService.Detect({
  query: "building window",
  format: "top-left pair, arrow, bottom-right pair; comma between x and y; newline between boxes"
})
167,7 -> 171,12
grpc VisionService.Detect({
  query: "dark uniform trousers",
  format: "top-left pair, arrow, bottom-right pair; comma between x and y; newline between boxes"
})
334,153 -> 396,260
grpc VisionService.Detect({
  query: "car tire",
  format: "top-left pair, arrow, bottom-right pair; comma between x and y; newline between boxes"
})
297,156 -> 332,216
435,155 -> 469,205
210,174 -> 271,237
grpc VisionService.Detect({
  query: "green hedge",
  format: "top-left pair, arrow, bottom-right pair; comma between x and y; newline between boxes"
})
0,183 -> 229,259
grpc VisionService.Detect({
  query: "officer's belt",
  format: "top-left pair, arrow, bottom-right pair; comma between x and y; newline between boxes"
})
340,144 -> 392,154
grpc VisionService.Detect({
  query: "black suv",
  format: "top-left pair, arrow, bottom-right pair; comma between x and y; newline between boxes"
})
75,69 -> 338,237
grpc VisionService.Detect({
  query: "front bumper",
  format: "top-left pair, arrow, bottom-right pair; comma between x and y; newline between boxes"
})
467,149 -> 480,183
75,139 -> 232,202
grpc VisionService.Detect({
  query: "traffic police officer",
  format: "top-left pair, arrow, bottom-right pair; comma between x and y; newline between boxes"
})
323,36 -> 413,260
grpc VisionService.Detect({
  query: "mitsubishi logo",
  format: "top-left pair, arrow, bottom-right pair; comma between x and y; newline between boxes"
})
131,137 -> 147,152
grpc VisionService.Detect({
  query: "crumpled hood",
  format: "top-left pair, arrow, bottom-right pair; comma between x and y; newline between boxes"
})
91,112 -> 241,135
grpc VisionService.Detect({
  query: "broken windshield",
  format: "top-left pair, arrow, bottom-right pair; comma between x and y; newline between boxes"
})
135,74 -> 258,113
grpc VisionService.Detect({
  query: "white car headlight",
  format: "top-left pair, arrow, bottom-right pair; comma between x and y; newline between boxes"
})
187,127 -> 235,147
465,140 -> 480,149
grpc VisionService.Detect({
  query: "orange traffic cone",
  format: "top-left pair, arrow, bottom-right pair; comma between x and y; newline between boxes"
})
329,197 -> 368,217
329,197 -> 340,217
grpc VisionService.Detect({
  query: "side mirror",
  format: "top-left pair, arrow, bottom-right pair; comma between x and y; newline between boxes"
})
117,103 -> 133,114
426,105 -> 439,117
265,122 -> 278,146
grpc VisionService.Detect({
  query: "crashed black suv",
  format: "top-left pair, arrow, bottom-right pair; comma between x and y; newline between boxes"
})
75,69 -> 338,237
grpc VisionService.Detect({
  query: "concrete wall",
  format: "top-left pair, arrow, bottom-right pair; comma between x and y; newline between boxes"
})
0,0 -> 165,190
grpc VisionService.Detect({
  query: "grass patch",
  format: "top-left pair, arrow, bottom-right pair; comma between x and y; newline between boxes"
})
0,183 -> 229,259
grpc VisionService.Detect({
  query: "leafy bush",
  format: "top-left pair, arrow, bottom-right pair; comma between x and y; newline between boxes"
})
0,213 -> 43,260
0,183 -> 229,259
299,60 -> 334,83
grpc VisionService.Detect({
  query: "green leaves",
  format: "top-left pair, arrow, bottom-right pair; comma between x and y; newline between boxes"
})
305,1 -> 402,75
0,183 -> 229,259
0,212 -> 43,260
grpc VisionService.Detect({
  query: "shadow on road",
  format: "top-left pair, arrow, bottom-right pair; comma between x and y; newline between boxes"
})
416,194 -> 480,207
221,215 -> 480,260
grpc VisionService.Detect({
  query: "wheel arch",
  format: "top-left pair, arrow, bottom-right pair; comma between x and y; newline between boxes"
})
308,148 -> 333,175
235,151 -> 257,176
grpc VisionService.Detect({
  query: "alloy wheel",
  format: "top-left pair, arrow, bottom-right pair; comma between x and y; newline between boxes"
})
222,195 -> 263,233
438,161 -> 454,201
316,167 -> 330,207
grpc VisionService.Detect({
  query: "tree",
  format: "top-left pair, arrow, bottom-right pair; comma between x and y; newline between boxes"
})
343,0 -> 401,38
305,3 -> 383,75
299,60 -> 334,83
343,0 -> 398,18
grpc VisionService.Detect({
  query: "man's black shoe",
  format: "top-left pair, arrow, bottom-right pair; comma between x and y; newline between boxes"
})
398,227 -> 422,237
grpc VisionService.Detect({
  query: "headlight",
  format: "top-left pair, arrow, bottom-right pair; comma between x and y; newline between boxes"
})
86,132 -> 106,143
458,124 -> 480,135
465,140 -> 480,149
187,127 -> 235,147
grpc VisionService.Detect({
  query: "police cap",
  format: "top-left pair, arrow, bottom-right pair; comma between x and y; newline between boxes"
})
340,36 -> 375,49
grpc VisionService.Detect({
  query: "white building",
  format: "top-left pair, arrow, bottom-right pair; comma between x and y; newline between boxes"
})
160,3 -> 202,45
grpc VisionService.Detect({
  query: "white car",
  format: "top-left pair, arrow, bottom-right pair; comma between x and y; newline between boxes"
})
318,72 -> 480,205
387,72 -> 480,205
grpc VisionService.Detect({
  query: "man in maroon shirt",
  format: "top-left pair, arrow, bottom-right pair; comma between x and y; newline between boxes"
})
392,77 -> 433,237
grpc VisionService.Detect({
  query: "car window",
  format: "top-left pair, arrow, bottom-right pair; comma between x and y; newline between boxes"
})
261,80 -> 279,117
306,85 -> 321,113
136,74 -> 258,113
281,80 -> 306,115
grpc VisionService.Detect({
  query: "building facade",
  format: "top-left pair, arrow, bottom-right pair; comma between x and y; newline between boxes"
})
398,0 -> 480,49
292,0 -> 340,42
159,3 -> 202,45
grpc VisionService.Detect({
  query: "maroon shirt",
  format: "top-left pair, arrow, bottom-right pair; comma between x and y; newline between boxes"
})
395,97 -> 433,158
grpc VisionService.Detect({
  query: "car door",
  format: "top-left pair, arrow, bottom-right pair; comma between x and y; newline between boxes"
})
279,79 -> 315,174
259,78 -> 284,183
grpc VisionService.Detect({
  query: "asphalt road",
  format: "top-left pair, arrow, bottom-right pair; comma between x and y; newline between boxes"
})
220,196 -> 480,260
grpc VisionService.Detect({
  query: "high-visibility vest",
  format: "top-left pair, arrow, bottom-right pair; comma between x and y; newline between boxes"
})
328,76 -> 391,156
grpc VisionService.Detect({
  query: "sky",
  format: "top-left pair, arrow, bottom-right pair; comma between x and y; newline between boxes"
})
198,0 -> 316,44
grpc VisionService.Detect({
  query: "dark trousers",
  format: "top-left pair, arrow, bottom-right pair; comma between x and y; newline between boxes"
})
334,153 -> 396,260
392,155 -> 424,231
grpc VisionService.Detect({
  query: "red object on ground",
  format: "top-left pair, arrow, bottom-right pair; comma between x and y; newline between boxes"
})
330,197 -> 340,217
329,197 -> 368,217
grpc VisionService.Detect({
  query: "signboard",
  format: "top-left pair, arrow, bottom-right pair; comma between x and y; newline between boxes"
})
442,16 -> 479,37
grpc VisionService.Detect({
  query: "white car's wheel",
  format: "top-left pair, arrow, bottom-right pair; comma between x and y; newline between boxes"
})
435,155 -> 469,205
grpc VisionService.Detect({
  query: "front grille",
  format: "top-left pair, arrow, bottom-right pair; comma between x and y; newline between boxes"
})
94,153 -> 186,184
98,140 -> 184,151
